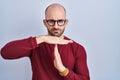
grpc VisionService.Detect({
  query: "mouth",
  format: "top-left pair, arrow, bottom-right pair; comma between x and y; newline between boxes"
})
53,31 -> 59,34
53,30 -> 60,36
53,29 -> 60,32
48,28 -> 63,37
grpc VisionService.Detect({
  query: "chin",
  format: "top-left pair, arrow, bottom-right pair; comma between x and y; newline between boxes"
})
53,35 -> 61,37
48,32 -> 62,37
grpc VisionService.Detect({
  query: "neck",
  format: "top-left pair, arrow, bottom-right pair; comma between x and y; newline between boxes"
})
60,35 -> 64,39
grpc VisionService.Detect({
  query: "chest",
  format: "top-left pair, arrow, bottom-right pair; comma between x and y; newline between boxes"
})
57,45 -> 75,69
35,44 -> 75,70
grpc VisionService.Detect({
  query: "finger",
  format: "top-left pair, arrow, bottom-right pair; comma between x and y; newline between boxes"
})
61,40 -> 73,44
69,40 -> 73,43
65,40 -> 73,43
54,44 -> 58,52
54,44 -> 59,56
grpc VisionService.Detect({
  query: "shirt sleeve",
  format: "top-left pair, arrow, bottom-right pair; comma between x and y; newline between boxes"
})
64,43 -> 90,80
0,37 -> 38,59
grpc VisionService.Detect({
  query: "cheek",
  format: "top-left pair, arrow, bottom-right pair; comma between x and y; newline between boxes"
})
47,27 -> 53,31
61,26 -> 66,30
46,26 -> 51,29
58,27 -> 65,31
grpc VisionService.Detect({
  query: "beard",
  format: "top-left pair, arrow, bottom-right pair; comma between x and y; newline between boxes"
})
47,28 -> 65,37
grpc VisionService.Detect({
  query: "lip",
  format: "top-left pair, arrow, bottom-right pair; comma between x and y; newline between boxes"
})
53,30 -> 60,34
54,31 -> 59,34
53,29 -> 60,32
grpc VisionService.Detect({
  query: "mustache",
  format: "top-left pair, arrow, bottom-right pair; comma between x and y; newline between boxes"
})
52,28 -> 60,30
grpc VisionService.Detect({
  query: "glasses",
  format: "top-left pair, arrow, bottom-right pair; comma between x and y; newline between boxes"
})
46,19 -> 66,26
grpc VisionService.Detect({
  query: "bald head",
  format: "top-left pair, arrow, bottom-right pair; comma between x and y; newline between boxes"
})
45,3 -> 66,19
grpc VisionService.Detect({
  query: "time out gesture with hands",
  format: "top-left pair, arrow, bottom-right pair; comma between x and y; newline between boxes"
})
36,35 -> 72,76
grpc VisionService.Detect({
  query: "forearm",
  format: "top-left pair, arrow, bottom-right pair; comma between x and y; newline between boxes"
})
63,62 -> 90,80
63,44 -> 90,80
36,35 -> 73,45
58,64 -> 89,80
63,69 -> 90,80
1,37 -> 37,59
36,36 -> 45,44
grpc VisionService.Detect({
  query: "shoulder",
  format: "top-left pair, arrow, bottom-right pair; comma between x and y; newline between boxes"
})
64,36 -> 85,49
65,36 -> 87,57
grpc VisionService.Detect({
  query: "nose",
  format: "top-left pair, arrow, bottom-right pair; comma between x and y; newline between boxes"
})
53,21 -> 59,28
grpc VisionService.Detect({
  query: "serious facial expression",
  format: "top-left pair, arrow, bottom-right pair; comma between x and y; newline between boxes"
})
43,5 -> 68,37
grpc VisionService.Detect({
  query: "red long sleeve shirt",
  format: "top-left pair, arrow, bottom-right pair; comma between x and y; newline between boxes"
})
1,36 -> 90,80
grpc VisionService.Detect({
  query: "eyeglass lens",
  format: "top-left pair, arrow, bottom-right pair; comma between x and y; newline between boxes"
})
46,19 -> 66,26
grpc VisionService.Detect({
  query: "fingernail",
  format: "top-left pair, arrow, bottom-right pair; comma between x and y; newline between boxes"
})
69,40 -> 73,43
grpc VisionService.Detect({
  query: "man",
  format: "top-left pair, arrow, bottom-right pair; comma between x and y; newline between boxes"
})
1,3 -> 90,80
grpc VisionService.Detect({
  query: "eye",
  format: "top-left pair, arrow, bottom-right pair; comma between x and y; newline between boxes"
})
47,20 -> 55,23
58,19 -> 66,23
46,19 -> 55,26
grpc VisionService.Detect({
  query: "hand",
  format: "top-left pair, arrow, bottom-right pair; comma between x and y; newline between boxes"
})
54,44 -> 66,72
36,35 -> 73,44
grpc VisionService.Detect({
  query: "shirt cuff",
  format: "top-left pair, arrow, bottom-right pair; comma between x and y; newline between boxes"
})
63,69 -> 73,79
30,37 -> 38,49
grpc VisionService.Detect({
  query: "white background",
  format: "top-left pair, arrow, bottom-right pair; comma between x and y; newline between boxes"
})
0,0 -> 120,80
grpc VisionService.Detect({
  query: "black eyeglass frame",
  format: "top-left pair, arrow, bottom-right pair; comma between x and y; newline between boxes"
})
45,19 -> 67,26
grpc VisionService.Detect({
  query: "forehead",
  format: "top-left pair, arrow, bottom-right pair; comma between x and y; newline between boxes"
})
45,5 -> 66,19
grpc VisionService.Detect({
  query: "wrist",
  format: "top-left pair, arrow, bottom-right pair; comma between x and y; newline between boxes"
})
58,66 -> 66,72
59,68 -> 69,76
36,36 -> 45,44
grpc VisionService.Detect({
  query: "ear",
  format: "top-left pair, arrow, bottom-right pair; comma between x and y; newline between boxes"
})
65,19 -> 69,26
43,19 -> 47,28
